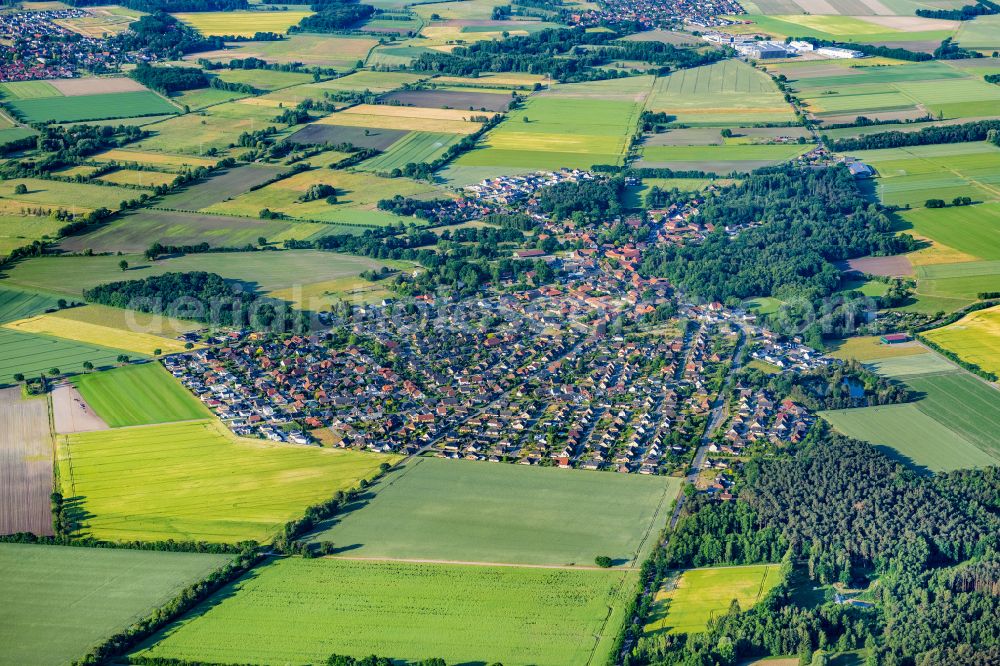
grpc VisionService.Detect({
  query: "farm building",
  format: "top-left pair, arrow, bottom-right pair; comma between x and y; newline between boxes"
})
881,333 -> 911,344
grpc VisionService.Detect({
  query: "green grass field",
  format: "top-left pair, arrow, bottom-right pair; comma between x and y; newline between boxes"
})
0,176 -> 143,212
136,557 -> 636,666
855,142 -> 1000,208
0,80 -> 61,99
73,363 -> 210,427
820,353 -> 1000,471
358,131 -> 464,172
639,143 -> 808,172
0,327 -> 136,386
0,542 -> 231,666
644,564 -> 784,636
308,457 -> 678,566
211,68 -> 315,91
0,286 -> 62,324
455,78 -> 646,173
57,420 -> 399,543
6,91 -> 178,123
646,60 -> 795,126
898,203 -> 1000,261
3,250 -> 404,298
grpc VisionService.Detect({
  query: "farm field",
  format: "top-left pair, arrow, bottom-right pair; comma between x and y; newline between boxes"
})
0,213 -> 63,258
638,144 -> 809,173
308,457 -> 679,566
906,260 -> 1000,314
0,177 -> 142,212
5,91 -> 178,123
0,286 -> 63,323
646,60 -> 795,126
897,203 -> 1000,261
358,131 -> 463,172
73,363 -> 211,427
820,354 -> 1000,471
0,542 -> 231,666
3,250 -> 404,298
723,13 -> 957,44
185,34 -> 379,69
57,419 -> 398,543
316,103 -> 486,134
0,327 -> 134,386
58,209 -> 332,254
38,303 -> 201,338
91,148 -> 218,171
380,88 -> 513,111
923,305 -> 1000,376
454,77 -> 646,173
0,387 -> 53,536
315,70 -> 427,92
4,312 -> 190,356
157,164 -> 286,211
203,168 -> 442,226
644,564 -> 785,636
135,557 -> 636,666
826,335 -> 925,361
211,68 -> 315,91
97,168 -> 177,188
172,11 -> 312,37
127,102 -> 282,155
853,142 -> 1000,208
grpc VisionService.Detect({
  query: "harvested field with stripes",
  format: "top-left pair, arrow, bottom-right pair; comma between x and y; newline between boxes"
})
0,387 -> 53,536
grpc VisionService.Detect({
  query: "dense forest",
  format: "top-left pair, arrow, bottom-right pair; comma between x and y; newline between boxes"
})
536,176 -> 627,222
631,430 -> 1000,666
638,166 -> 916,304
827,119 -> 1000,152
292,0 -> 375,32
915,0 -> 998,20
83,271 -> 309,332
113,12 -> 224,57
128,62 -> 208,93
409,27 -> 727,81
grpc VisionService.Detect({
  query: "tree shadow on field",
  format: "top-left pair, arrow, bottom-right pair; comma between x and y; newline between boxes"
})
872,445 -> 933,477
61,495 -> 94,536
306,492 -> 375,536
129,567 -> 264,653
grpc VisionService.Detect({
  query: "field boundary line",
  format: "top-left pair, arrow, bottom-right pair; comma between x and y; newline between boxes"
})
325,554 -> 634,571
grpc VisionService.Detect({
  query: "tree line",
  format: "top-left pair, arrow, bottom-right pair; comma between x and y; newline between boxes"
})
827,119 -> 1000,152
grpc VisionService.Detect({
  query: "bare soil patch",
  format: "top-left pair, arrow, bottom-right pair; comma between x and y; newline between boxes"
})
837,255 -> 914,277
379,89 -> 512,112
287,123 -> 408,150
49,77 -> 146,96
52,383 -> 108,434
0,387 -> 53,536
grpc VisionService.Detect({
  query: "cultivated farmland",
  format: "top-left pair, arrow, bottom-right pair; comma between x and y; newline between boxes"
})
57,420 -> 398,543
135,557 -> 637,666
0,542 -> 231,666
6,91 -> 178,123
0,286 -> 62,323
308,457 -> 679,566
185,34 -> 380,69
644,564 -> 785,635
0,387 -> 53,536
73,363 -> 211,427
358,131 -> 464,171
923,305 -> 1000,376
172,11 -> 313,37
0,328 -> 133,386
4,313 -> 190,356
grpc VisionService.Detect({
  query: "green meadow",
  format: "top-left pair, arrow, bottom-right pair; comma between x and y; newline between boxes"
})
308,457 -> 679,566
6,91 -> 178,123
73,362 -> 211,427
0,327 -> 134,386
898,203 -> 1000,261
0,543 -> 232,666
58,420 -> 399,543
644,564 -> 784,636
136,557 -> 636,666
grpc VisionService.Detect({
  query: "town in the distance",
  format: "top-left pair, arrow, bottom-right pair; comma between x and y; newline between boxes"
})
1,0 -> 999,664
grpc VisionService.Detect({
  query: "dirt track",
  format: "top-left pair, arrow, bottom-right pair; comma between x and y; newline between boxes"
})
52,383 -> 108,434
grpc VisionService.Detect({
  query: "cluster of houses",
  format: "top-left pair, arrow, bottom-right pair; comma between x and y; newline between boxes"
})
715,388 -> 814,453
0,10 -> 139,82
569,0 -> 745,29
464,169 -> 596,207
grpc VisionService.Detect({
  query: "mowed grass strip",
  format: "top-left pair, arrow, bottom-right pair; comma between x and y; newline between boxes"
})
644,565 -> 784,636
4,313 -> 192,356
136,557 -> 636,666
309,457 -> 678,566
7,91 -> 178,123
58,420 -> 399,543
923,304 -> 1000,376
0,543 -> 232,666
73,363 -> 210,427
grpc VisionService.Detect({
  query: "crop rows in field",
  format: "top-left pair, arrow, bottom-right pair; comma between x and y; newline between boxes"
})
0,328 -> 130,386
0,542 -> 231,666
6,91 -> 178,124
73,363 -> 210,427
358,131 -> 463,172
0,387 -> 53,536
136,557 -> 637,666
0,287 -> 62,324
57,420 -> 398,543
